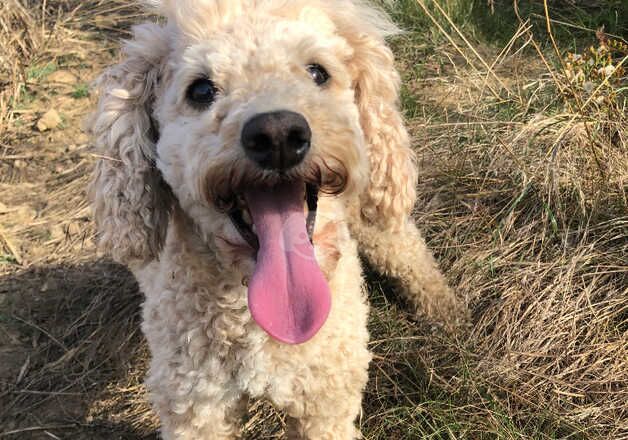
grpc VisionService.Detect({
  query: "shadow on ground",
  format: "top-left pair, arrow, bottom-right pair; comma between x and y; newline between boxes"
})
0,259 -> 159,439
0,258 -> 445,439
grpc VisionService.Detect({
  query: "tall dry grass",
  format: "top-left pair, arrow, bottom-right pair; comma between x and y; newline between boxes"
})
396,0 -> 627,436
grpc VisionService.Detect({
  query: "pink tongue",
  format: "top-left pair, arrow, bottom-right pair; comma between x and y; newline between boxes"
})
245,182 -> 331,344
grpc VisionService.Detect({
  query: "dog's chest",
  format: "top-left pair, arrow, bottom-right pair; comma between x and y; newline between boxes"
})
139,263 -> 287,394
135,215 -> 355,399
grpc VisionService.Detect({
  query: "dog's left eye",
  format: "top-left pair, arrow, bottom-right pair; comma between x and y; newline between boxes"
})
307,64 -> 330,86
186,78 -> 218,108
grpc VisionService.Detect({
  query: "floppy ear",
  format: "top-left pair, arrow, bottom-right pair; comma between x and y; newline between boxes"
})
89,23 -> 174,265
341,13 -> 418,230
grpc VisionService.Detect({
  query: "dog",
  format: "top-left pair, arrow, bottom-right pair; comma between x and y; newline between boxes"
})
89,1 -> 462,438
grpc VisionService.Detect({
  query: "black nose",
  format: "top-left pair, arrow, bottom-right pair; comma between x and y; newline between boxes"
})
241,111 -> 311,171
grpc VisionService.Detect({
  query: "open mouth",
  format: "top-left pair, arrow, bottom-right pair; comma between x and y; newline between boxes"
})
228,182 -> 319,251
225,180 -> 330,345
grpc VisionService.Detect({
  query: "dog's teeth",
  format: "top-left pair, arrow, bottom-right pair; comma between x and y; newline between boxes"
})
251,224 -> 257,234
242,209 -> 252,226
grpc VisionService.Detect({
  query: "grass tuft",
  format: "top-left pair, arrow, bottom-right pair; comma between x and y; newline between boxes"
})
71,83 -> 90,99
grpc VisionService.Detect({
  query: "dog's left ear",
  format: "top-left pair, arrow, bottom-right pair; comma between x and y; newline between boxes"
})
340,10 -> 418,230
89,23 -> 174,266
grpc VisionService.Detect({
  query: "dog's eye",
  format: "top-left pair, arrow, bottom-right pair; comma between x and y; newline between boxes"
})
306,64 -> 330,86
186,78 -> 217,108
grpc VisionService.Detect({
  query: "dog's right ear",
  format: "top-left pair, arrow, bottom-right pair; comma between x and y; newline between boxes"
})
89,23 -> 173,266
330,3 -> 418,231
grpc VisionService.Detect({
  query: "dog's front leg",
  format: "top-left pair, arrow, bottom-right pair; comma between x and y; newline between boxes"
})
142,329 -> 248,440
147,369 -> 248,440
280,353 -> 370,440
349,214 -> 467,330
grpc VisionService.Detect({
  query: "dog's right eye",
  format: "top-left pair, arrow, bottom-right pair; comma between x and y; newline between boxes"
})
186,78 -> 217,108
307,64 -> 330,86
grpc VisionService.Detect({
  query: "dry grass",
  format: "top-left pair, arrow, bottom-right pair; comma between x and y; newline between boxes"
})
393,0 -> 627,436
0,0 -> 626,439
0,0 -> 147,140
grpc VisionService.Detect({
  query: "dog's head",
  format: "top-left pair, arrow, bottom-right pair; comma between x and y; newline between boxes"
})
90,0 -> 415,343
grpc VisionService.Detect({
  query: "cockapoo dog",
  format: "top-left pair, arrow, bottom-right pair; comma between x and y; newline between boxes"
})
89,0 -> 461,438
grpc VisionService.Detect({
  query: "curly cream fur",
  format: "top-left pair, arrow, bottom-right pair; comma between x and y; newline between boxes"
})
89,1 -> 463,438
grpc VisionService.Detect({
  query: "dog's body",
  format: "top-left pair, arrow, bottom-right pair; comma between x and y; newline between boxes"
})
90,1 -> 461,438
138,199 -> 370,439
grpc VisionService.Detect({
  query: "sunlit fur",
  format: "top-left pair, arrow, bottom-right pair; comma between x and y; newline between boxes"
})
89,1 -> 463,438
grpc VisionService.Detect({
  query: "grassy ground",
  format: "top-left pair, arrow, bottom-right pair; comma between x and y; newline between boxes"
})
0,1 -> 626,439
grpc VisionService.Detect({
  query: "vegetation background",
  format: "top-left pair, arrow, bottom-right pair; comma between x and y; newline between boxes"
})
0,0 -> 626,438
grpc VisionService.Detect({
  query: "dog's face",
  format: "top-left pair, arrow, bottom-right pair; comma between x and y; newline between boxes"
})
91,0 -> 413,343
153,9 -> 367,254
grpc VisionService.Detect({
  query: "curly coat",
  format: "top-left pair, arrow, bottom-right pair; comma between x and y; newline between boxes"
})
89,1 -> 462,438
